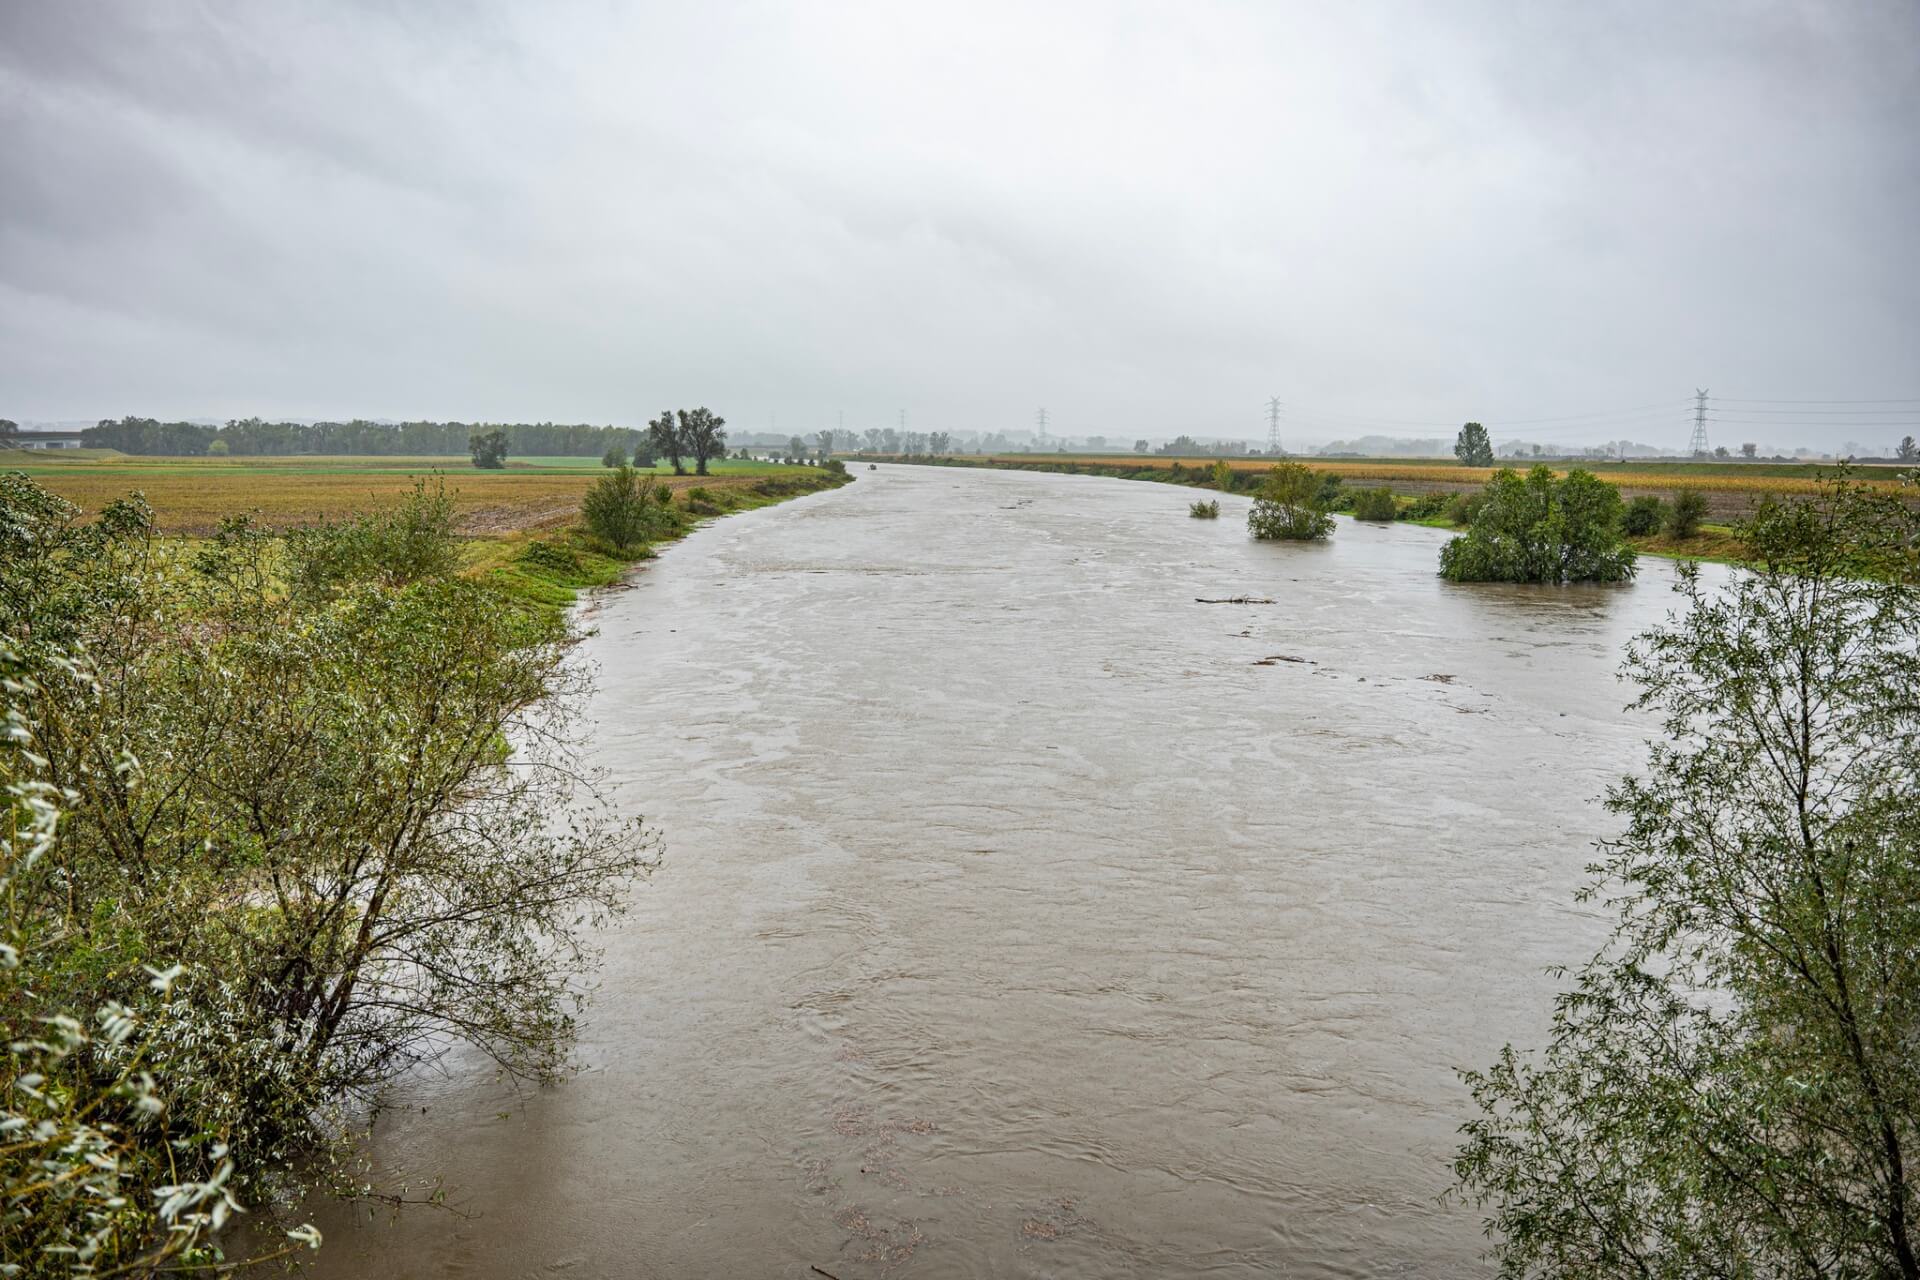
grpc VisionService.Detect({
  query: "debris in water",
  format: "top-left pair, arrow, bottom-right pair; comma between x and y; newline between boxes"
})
1422,673 -> 1458,684
1197,596 -> 1275,604
1252,654 -> 1312,666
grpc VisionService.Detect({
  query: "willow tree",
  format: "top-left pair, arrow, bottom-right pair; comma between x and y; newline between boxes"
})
1454,473 -> 1920,1278
1,473 -> 652,1250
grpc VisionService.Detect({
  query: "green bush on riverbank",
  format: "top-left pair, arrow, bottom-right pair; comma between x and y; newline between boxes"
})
0,462 -> 852,1274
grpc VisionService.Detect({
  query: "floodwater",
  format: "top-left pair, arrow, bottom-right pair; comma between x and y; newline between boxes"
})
309,463 -> 1712,1278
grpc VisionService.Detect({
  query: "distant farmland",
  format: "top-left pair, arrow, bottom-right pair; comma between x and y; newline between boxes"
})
920,453 -> 1912,519
2,450 -> 824,535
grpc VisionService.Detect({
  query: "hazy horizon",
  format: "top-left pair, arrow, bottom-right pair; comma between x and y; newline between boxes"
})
3,1 -> 1916,453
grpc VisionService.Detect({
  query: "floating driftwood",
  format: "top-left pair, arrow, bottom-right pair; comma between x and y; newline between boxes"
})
1195,595 -> 1275,604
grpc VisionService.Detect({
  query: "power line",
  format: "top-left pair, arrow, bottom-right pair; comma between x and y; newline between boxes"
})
1716,397 -> 1920,405
1709,418 -> 1920,427
1285,401 -> 1688,431
1707,406 -> 1920,415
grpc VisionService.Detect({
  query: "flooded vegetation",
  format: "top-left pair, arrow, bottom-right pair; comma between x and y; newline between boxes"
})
306,464 -> 1729,1275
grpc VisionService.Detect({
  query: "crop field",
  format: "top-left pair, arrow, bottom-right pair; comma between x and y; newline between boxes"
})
993,453 -> 1903,492
2,450 -> 827,535
947,452 -> 1911,520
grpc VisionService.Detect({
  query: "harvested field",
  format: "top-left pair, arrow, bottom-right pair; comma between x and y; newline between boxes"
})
1,451 -> 830,535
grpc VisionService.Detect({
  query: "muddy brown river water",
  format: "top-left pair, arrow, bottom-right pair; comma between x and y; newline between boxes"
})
308,463 -> 1717,1278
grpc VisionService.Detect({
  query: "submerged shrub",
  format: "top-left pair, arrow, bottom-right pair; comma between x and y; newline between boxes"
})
1315,473 -> 1346,509
1351,487 -> 1399,521
1248,462 -> 1335,541
1438,465 -> 1635,584
1621,494 -> 1666,536
1190,499 -> 1221,519
1665,488 -> 1708,539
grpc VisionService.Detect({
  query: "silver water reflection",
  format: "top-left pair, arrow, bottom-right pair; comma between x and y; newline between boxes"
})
311,463 -> 1705,1278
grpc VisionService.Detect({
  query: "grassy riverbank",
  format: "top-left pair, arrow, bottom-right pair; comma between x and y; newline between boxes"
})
2,448 -> 853,612
468,469 -> 851,611
0,454 -> 852,1272
861,452 -> 1863,564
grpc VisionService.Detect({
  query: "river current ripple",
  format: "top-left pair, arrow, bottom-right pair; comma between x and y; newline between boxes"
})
311,463 -> 1713,1278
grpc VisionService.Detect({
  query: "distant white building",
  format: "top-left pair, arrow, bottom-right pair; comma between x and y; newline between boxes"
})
9,430 -> 84,449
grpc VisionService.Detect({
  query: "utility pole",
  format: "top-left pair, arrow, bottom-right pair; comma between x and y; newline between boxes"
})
1036,407 -> 1048,445
1689,389 -> 1710,456
1266,397 -> 1284,455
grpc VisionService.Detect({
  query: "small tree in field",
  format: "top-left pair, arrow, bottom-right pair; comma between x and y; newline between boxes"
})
1454,422 -> 1495,467
1439,465 -> 1634,583
1454,474 -> 1920,1278
601,444 -> 627,468
675,408 -> 726,475
1899,435 -> 1918,462
581,465 -> 659,552
1210,459 -> 1236,491
468,429 -> 508,469
1247,462 -> 1333,541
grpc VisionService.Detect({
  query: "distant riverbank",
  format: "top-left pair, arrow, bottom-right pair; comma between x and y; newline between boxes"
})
860,452 -> 1756,562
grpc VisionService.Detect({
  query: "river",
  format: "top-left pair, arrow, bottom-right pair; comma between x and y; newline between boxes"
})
309,462 -> 1708,1277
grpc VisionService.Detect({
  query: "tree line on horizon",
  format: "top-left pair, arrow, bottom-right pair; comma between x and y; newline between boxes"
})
78,416 -> 656,458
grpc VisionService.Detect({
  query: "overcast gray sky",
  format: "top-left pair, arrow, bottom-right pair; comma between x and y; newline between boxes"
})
2,0 -> 1916,450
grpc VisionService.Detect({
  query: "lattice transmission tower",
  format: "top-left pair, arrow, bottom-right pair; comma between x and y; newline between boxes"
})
1266,397 -> 1284,455
1689,389 -> 1711,455
1036,407 -> 1048,444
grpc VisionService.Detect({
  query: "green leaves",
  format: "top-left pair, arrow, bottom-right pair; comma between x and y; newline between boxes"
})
1439,465 -> 1637,584
1,471 -> 651,1273
582,464 -> 667,552
1247,462 -> 1335,541
1455,421 -> 1495,467
1454,473 -> 1920,1277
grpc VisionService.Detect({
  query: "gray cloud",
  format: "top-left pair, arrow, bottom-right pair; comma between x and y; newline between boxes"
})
2,0 -> 1915,450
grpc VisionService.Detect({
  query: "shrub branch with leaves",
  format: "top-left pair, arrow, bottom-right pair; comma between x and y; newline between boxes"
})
1247,462 -> 1334,541
1439,465 -> 1636,584
1453,472 -> 1920,1277
1,471 -> 653,1273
